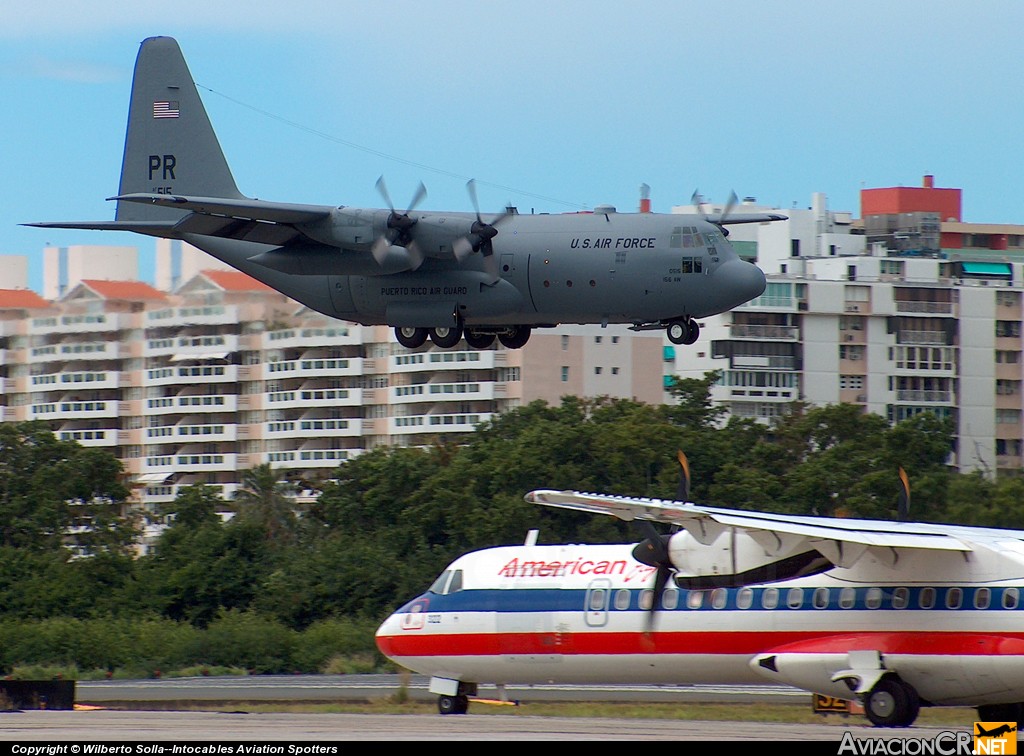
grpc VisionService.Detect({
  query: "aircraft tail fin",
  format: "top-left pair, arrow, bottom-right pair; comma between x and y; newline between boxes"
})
115,37 -> 244,223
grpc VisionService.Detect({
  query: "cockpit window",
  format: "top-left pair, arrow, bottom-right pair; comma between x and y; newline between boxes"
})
428,570 -> 451,595
448,569 -> 463,593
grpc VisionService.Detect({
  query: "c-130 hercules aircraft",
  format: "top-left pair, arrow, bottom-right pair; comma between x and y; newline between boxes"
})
29,37 -> 783,350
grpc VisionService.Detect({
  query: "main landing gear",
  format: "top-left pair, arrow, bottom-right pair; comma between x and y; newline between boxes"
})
393,324 -> 532,351
437,693 -> 470,715
863,677 -> 920,728
666,318 -> 700,346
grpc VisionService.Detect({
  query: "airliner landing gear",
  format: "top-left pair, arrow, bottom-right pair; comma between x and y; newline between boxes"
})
464,328 -> 496,349
438,693 -> 469,715
498,325 -> 531,349
864,677 -> 920,727
395,326 -> 428,349
429,324 -> 463,348
666,318 -> 699,346
978,702 -> 1024,726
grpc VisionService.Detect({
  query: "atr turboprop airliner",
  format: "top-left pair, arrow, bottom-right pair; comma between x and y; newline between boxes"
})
376,487 -> 1024,727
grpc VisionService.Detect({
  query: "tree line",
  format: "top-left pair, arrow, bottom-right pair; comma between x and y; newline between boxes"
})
1,372 -> 1020,674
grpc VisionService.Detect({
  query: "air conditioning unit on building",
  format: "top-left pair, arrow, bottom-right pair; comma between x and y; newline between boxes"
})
843,334 -> 854,342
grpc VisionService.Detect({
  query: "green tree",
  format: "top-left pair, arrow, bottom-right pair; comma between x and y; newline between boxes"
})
233,464 -> 299,547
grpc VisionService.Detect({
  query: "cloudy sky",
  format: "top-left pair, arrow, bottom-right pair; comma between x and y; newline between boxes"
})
3,0 -> 1023,289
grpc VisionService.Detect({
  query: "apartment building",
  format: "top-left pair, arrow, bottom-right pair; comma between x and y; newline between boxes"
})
676,180 -> 1024,476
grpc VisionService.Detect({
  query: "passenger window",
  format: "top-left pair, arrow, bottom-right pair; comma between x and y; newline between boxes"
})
946,587 -> 963,609
865,587 -> 882,609
662,589 -> 679,610
813,587 -> 830,609
919,587 -> 936,609
892,587 -> 909,609
711,588 -> 727,609
786,588 -> 804,609
589,589 -> 607,611
762,587 -> 779,609
736,587 -> 753,610
448,570 -> 463,593
839,587 -> 856,609
974,588 -> 991,610
614,589 -> 630,611
639,590 -> 654,611
687,591 -> 704,610
1004,588 -> 1020,610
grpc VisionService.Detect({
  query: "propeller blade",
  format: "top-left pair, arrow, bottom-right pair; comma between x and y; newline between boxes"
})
676,450 -> 691,502
897,466 -> 911,521
482,250 -> 500,284
691,189 -> 706,220
376,175 -> 395,212
453,237 -> 474,263
467,178 -> 482,222
406,240 -> 425,271
720,190 -> 738,224
646,564 -> 672,635
407,181 -> 427,215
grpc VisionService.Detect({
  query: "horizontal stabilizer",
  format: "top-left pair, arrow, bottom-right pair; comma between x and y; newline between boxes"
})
111,194 -> 332,225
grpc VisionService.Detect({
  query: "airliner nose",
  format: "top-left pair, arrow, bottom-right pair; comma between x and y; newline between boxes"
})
729,260 -> 766,305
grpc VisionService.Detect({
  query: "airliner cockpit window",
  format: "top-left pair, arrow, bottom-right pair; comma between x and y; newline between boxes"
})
428,570 -> 451,594
448,570 -> 463,593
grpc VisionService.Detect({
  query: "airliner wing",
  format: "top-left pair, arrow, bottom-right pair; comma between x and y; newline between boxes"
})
525,490 -> 972,569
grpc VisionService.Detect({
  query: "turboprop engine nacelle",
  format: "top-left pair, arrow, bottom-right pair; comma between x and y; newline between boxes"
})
667,528 -> 833,590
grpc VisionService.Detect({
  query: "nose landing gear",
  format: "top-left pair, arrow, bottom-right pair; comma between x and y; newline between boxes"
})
666,318 -> 700,346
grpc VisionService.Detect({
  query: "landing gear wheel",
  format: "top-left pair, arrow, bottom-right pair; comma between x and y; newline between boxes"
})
498,325 -> 531,349
864,678 -> 920,728
666,319 -> 699,345
395,326 -> 428,349
438,694 -> 469,715
978,703 -> 1023,725
430,324 -> 463,348
464,329 -> 496,349
682,318 -> 700,345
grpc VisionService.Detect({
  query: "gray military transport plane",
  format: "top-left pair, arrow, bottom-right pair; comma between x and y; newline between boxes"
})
28,37 -> 783,350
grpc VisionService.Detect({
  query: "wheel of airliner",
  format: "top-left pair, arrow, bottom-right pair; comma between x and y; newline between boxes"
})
864,678 -> 920,728
438,694 -> 469,715
682,318 -> 700,345
464,329 -> 496,349
498,325 -> 531,349
429,325 -> 463,349
978,702 -> 1023,725
395,326 -> 428,349
666,320 -> 690,345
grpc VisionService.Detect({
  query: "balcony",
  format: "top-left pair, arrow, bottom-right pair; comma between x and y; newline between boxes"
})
265,357 -> 365,379
895,301 -> 954,315
264,325 -> 362,350
57,428 -> 118,447
267,388 -> 362,409
895,390 -> 952,403
265,418 -> 363,438
145,365 -> 238,386
897,331 -> 947,346
32,400 -> 118,421
390,349 -> 497,372
729,325 -> 799,340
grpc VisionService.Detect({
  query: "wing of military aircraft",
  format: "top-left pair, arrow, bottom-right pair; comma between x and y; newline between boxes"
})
28,36 -> 783,350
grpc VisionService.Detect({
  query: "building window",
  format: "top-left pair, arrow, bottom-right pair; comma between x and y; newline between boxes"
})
561,366 -> 569,382
561,335 -> 569,351
595,367 -> 602,375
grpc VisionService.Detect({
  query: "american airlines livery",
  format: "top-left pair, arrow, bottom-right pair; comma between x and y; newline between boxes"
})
375,486 -> 1024,727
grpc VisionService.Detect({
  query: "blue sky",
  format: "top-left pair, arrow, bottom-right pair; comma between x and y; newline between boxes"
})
3,0 -> 1024,291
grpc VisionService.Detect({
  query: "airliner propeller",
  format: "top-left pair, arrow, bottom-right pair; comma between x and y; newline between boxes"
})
373,176 -> 426,271
453,179 -> 513,283
632,521 -> 674,634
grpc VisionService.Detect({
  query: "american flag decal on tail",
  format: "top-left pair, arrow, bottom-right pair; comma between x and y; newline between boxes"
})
153,101 -> 180,119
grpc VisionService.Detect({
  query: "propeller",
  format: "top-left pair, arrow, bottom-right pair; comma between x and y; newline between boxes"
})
453,179 -> 513,283
632,450 -> 693,634
372,176 -> 427,270
632,520 -> 674,635
691,189 -> 738,236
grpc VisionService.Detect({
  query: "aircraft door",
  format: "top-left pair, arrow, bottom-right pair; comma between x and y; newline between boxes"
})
327,275 -> 357,317
584,579 -> 612,628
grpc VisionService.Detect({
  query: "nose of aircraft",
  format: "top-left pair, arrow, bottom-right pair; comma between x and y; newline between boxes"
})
726,259 -> 766,306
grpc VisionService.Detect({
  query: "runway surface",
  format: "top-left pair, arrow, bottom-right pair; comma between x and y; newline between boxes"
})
0,709 -> 980,742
